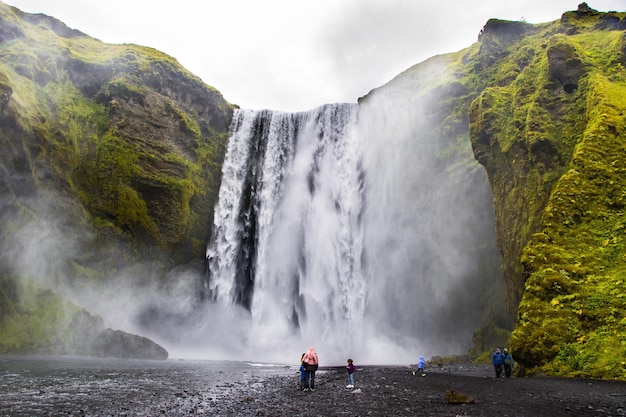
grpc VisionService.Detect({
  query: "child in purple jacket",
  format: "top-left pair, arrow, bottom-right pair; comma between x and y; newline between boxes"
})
346,358 -> 355,388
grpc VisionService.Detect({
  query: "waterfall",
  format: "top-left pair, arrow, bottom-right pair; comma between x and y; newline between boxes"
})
205,93 -> 502,365
206,104 -> 367,359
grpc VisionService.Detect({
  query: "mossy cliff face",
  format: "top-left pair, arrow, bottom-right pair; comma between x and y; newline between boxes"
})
0,3 -> 233,264
0,2 -> 232,355
370,5 -> 626,368
469,4 -> 626,378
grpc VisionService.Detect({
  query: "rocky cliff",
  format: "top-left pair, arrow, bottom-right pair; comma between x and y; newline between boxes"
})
373,2 -> 626,378
468,4 -> 626,378
0,1 -> 233,358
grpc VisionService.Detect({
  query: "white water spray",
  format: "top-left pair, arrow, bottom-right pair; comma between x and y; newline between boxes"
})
206,104 -> 366,363
206,91 -> 501,365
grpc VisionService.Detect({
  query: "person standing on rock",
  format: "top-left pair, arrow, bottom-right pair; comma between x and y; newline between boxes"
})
303,346 -> 319,391
346,358 -> 355,388
502,348 -> 514,378
491,348 -> 504,378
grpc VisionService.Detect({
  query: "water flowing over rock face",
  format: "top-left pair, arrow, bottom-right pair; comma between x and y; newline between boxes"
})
1,1 -> 624,378
205,91 -> 503,364
207,104 -> 366,358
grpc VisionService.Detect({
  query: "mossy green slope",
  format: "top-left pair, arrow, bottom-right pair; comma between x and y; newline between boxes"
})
514,74 -> 626,378
467,5 -> 626,378
0,275 -> 104,355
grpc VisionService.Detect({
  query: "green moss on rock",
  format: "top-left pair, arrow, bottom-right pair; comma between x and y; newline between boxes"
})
0,2 -> 232,356
0,1 -> 233,262
469,5 -> 626,378
0,277 -> 102,354
511,74 -> 626,378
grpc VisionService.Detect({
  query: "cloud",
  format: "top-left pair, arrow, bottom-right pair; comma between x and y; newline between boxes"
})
3,0 -> 625,111
315,1 -> 456,103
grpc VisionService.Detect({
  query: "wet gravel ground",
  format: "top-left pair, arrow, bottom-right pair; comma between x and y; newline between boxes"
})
1,355 -> 626,416
269,365 -> 626,417
0,355 -> 292,416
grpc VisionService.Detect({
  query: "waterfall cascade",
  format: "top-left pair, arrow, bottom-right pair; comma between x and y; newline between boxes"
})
205,94 -> 502,365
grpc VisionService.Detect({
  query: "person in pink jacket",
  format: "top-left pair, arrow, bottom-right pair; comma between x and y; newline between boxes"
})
302,346 -> 319,391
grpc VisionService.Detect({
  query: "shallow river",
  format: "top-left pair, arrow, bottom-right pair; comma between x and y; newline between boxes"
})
0,355 -> 294,416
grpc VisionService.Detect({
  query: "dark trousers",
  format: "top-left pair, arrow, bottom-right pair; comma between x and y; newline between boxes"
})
305,370 -> 316,389
504,363 -> 512,377
494,364 -> 503,377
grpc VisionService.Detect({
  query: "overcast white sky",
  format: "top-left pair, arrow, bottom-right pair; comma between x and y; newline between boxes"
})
4,0 -> 626,111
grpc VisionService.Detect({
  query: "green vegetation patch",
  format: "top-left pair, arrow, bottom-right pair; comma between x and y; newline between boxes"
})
0,276 -> 100,354
512,73 -> 626,379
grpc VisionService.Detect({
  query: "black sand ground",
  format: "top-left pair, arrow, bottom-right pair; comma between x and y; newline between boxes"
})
2,357 -> 626,416
212,364 -> 626,417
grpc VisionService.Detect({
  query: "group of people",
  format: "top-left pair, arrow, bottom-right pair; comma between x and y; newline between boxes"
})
299,347 -> 357,391
299,346 -> 320,391
298,350 -> 430,391
298,348 -> 513,391
491,347 -> 514,378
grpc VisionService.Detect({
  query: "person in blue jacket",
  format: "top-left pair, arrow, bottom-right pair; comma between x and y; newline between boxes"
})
491,348 -> 504,378
413,355 -> 427,376
299,353 -> 307,391
502,347 -> 514,378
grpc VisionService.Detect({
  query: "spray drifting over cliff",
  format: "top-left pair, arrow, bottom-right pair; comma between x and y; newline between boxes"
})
205,85 -> 502,364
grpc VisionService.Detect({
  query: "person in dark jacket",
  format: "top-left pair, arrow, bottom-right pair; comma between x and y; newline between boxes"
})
491,348 -> 504,378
